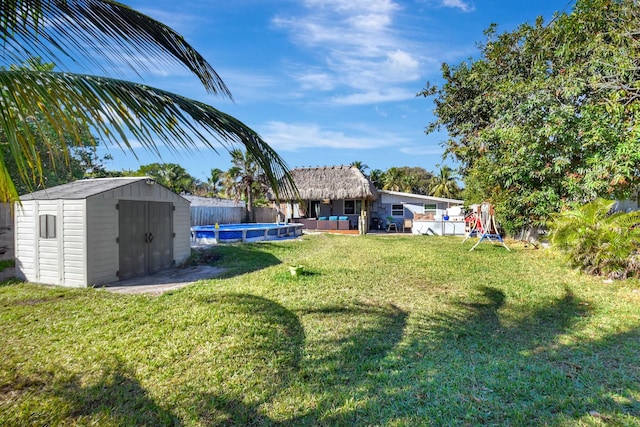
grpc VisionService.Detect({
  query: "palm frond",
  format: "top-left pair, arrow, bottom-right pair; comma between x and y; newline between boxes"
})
0,70 -> 296,202
0,0 -> 230,97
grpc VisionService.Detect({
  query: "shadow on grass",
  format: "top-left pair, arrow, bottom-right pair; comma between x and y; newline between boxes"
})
180,298 -> 407,425
187,293 -> 306,424
372,285 -> 639,425
196,243 -> 292,278
2,362 -> 181,426
262,285 -> 637,425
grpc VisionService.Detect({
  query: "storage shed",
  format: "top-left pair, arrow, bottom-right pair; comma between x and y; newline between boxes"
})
14,177 -> 191,287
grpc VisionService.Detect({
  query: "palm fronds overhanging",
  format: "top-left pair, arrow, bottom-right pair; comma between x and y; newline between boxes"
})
0,0 -> 296,202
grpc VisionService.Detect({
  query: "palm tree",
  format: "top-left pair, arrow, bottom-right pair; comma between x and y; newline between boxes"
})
382,167 -> 411,192
223,149 -> 268,222
349,161 -> 369,176
0,1 -> 295,202
136,163 -> 195,194
368,169 -> 384,189
549,198 -> 640,278
207,168 -> 224,197
429,166 -> 460,198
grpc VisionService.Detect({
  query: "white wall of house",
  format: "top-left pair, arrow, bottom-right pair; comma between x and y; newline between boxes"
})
376,191 -> 462,220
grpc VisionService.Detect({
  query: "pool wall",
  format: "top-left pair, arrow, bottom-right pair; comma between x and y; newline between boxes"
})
191,223 -> 304,244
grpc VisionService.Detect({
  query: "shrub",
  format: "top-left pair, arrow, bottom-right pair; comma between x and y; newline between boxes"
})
549,198 -> 640,279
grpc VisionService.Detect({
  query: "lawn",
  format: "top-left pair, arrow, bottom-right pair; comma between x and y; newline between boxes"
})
1,234 -> 639,426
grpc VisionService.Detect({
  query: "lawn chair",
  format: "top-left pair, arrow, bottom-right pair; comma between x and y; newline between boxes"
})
386,216 -> 398,232
403,218 -> 412,233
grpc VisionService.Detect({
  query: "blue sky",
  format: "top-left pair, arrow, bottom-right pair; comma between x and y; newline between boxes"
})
100,0 -> 570,181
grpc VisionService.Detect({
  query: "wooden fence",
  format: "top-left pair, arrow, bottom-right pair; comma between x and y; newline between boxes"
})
190,206 -> 244,226
190,206 -> 282,226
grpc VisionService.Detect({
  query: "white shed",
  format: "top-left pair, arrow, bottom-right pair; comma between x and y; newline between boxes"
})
14,177 -> 191,287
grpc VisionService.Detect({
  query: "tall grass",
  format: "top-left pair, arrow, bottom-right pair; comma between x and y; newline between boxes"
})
1,234 -> 638,426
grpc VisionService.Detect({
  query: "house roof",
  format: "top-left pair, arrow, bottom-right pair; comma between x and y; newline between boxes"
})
378,189 -> 463,205
20,177 -> 161,200
290,166 -> 378,200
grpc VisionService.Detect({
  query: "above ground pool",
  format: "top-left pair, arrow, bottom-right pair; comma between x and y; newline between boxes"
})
191,223 -> 304,244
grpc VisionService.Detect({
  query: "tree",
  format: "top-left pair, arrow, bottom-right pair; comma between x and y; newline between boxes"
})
0,58 -> 108,193
0,1 -> 295,202
223,149 -> 269,222
368,169 -> 384,189
549,198 -> 640,279
135,163 -> 196,194
382,167 -> 410,192
380,166 -> 432,194
207,168 -> 224,197
429,165 -> 460,199
421,0 -> 640,234
398,166 -> 432,195
349,161 -> 369,176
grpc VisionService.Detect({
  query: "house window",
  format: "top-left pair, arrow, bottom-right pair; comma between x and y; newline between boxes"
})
344,199 -> 362,215
424,203 -> 437,214
309,200 -> 320,218
39,214 -> 56,239
391,204 -> 404,216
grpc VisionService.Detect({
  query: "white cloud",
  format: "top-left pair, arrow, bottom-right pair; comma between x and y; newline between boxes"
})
331,88 -> 416,105
441,0 -> 475,12
399,145 -> 444,156
297,71 -> 336,91
259,121 -> 403,151
272,0 -> 429,104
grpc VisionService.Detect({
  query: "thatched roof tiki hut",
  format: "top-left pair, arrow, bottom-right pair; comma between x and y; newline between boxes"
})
285,166 -> 378,234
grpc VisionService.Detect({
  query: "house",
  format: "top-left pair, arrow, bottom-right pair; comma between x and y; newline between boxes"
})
282,166 -> 378,233
14,177 -> 191,287
373,190 -> 465,235
281,165 -> 465,235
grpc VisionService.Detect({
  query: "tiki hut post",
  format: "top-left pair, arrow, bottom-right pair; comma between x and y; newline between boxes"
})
359,197 -> 367,235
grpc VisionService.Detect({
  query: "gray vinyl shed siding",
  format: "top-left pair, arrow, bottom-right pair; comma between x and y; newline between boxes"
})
86,198 -> 116,285
15,178 -> 190,287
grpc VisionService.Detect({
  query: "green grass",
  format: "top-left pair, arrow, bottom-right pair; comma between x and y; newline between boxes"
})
1,234 -> 639,426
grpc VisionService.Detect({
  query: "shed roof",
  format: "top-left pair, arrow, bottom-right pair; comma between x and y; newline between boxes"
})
290,166 -> 378,200
20,177 -> 169,200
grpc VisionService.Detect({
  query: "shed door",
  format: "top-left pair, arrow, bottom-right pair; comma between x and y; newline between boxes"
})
147,201 -> 173,274
118,200 -> 173,280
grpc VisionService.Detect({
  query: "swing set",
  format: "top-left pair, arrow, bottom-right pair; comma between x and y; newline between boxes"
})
462,202 -> 510,251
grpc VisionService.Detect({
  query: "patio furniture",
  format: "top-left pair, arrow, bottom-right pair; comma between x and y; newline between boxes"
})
403,218 -> 412,233
386,216 -> 398,232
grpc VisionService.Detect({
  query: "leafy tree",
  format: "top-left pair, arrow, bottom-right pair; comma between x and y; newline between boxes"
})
0,1 -> 295,202
223,149 -> 269,222
421,0 -> 640,234
0,58 -> 112,193
207,168 -> 225,197
135,163 -> 196,194
382,167 -> 410,192
430,165 -> 461,199
398,166 -> 432,195
549,198 -> 640,279
74,148 -> 119,179
368,169 -> 384,189
349,161 -> 369,176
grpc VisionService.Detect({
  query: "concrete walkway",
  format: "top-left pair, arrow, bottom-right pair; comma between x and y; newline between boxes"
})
102,265 -> 226,295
